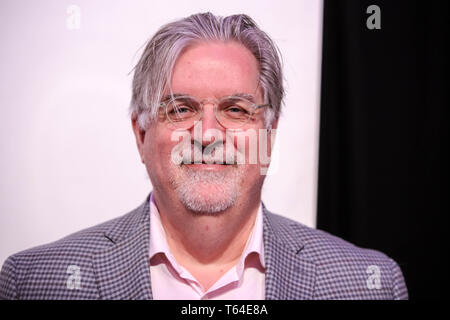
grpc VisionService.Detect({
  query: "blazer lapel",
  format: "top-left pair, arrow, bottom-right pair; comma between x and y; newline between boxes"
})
92,197 -> 315,300
263,207 -> 316,300
93,197 -> 153,300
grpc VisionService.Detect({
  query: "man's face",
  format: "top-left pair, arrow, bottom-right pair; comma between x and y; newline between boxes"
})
133,41 -> 273,214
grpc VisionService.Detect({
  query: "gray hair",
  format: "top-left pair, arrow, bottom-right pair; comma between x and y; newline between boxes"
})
130,12 -> 284,129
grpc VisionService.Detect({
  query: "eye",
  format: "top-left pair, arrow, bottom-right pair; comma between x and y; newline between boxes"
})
221,105 -> 251,120
169,105 -> 191,114
218,97 -> 252,121
166,98 -> 198,121
225,106 -> 248,114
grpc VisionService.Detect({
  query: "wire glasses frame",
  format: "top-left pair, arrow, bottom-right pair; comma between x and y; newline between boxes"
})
158,94 -> 271,129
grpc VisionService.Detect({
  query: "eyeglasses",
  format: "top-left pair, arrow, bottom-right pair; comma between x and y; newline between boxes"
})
158,94 -> 271,129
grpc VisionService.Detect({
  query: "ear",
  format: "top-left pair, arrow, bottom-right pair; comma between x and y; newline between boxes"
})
268,117 -> 279,133
270,117 -> 279,131
267,117 -> 279,151
131,113 -> 146,164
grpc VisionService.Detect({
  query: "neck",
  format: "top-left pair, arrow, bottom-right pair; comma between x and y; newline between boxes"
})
153,190 -> 261,266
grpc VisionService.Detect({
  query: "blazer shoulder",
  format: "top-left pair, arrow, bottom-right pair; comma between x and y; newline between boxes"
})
266,211 -> 391,260
0,200 -> 147,299
7,199 -> 147,260
265,211 -> 408,299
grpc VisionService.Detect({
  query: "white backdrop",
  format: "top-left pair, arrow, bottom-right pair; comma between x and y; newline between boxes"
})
0,0 -> 323,265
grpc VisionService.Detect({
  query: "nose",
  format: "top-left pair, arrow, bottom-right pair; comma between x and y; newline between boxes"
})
194,102 -> 225,146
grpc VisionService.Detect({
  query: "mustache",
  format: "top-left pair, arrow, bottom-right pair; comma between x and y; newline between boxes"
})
171,139 -> 245,165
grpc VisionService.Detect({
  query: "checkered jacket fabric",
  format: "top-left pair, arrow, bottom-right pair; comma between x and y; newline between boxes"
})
0,194 -> 408,300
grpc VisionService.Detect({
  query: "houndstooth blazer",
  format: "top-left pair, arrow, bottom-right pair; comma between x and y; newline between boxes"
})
0,194 -> 408,300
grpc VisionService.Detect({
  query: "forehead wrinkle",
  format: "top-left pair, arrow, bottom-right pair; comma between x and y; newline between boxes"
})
171,69 -> 258,97
162,92 -> 258,103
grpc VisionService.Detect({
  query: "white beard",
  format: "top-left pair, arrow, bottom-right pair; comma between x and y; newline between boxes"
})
169,165 -> 244,214
168,138 -> 245,215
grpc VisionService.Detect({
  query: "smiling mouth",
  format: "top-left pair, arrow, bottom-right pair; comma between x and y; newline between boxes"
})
185,162 -> 228,165
182,162 -> 234,170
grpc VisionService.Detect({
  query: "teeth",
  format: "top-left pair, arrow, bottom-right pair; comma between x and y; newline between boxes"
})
176,142 -> 240,166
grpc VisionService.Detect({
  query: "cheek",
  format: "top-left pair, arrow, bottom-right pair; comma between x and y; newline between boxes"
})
142,127 -> 174,166
231,129 -> 270,165
238,163 -> 266,194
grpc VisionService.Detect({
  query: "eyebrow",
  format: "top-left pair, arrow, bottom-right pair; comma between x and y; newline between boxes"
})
161,92 -> 256,103
161,93 -> 187,102
232,93 -> 256,103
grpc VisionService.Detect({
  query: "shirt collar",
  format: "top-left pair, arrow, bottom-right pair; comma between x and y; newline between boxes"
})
148,194 -> 187,277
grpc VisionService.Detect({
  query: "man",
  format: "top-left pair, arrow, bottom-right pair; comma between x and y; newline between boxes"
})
0,12 -> 407,300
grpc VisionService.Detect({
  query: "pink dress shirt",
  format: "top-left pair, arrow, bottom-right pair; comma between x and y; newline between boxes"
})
149,195 -> 266,300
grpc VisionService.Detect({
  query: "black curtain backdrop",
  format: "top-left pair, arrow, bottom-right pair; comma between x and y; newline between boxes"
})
317,0 -> 448,299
